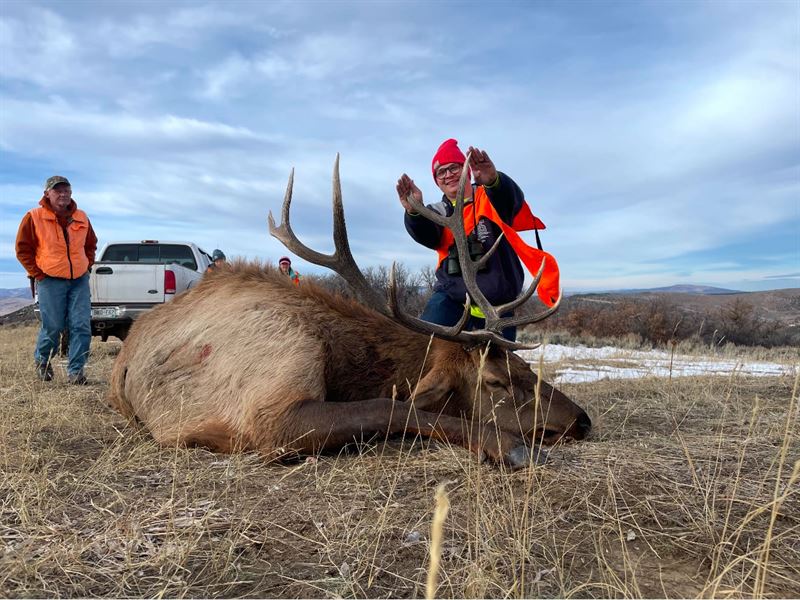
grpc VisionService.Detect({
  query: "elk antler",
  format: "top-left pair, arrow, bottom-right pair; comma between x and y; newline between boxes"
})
393,153 -> 561,350
268,154 -> 387,312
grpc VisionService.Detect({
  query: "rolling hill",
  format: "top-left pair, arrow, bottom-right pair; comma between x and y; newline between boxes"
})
0,287 -> 33,317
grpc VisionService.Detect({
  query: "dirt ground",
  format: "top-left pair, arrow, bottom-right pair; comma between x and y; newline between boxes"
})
1,325 -> 798,598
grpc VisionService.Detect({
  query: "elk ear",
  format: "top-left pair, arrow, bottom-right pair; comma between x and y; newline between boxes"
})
409,368 -> 457,412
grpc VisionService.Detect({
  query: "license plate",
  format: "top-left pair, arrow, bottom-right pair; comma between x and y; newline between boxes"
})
92,307 -> 119,319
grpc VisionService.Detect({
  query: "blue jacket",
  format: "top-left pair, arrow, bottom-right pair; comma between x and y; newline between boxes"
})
404,172 -> 527,305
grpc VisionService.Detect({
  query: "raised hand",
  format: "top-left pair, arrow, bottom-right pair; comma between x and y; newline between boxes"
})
396,174 -> 423,213
467,146 -> 498,186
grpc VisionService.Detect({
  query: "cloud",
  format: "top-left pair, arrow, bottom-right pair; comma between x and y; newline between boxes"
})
196,30 -> 439,106
0,97 -> 266,156
201,53 -> 253,100
0,7 -> 79,88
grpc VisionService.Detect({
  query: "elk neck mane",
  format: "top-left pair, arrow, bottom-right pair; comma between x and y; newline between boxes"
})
202,260 -> 401,325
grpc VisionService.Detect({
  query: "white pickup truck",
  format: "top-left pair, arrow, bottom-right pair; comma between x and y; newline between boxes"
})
90,240 -> 213,341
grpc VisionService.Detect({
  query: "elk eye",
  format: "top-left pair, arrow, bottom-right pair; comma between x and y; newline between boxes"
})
485,379 -> 507,391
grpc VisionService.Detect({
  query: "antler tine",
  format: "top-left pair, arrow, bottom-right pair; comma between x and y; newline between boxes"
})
493,256 -> 547,316
268,168 -> 333,266
404,196 -> 448,228
331,154 -> 351,258
269,155 -> 386,312
453,154 -> 471,225
491,288 -> 563,331
388,262 -> 472,339
403,151 -> 474,233
473,231 -> 504,271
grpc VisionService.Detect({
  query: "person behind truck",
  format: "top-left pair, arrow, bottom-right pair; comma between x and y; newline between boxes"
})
15,175 -> 98,384
278,256 -> 301,285
206,249 -> 226,272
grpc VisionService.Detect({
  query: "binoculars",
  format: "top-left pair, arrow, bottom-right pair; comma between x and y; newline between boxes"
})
446,232 -> 487,276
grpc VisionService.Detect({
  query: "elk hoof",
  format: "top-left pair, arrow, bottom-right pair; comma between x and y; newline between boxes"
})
507,445 -> 549,469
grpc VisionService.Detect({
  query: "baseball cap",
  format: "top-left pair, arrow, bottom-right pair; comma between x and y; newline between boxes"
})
44,176 -> 71,191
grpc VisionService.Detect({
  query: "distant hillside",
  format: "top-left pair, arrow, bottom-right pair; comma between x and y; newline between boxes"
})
0,287 -> 30,300
550,287 -> 800,347
0,297 -> 33,317
568,288 -> 800,325
0,303 -> 36,326
592,284 -> 743,295
0,287 -> 34,316
643,284 -> 742,294
0,288 -> 33,316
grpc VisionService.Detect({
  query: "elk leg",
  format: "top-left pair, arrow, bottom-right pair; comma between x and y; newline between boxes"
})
274,398 -> 541,468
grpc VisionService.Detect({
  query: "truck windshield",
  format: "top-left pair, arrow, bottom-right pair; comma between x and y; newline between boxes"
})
102,244 -> 197,271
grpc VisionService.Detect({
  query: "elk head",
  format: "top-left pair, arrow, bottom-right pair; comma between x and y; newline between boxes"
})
461,345 -> 591,445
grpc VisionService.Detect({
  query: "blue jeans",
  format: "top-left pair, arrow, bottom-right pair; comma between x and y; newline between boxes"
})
35,274 -> 91,375
420,291 -> 517,342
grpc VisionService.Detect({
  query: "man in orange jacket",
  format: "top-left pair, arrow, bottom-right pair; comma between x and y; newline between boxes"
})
15,176 -> 98,384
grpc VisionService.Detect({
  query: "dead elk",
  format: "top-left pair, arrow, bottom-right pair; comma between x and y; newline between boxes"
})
107,157 -> 590,468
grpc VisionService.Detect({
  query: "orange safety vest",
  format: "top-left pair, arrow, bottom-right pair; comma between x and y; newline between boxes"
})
434,187 -> 560,307
30,205 -> 91,279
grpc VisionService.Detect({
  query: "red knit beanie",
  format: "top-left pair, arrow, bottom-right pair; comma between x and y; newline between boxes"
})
431,138 -> 466,181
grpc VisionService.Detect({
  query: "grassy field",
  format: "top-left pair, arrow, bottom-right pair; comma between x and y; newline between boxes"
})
1,324 -> 797,598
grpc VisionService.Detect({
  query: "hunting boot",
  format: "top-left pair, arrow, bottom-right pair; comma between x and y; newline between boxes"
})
68,371 -> 88,385
36,362 -> 54,382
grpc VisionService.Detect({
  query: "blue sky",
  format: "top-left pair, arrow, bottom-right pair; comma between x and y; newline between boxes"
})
1,0 -> 797,292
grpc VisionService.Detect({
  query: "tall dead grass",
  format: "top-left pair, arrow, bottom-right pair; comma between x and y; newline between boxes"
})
0,324 -> 797,598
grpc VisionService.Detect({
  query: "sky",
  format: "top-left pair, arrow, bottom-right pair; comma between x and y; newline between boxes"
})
0,0 -> 798,292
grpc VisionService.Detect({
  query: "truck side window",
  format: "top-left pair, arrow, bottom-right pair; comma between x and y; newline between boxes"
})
160,244 -> 197,271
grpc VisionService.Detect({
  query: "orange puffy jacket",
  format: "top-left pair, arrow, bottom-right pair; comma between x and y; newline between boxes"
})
16,199 -> 95,280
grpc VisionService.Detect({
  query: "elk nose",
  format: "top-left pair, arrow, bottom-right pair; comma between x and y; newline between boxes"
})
576,413 -> 592,439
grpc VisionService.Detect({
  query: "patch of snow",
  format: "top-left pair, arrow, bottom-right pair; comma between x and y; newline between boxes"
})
517,344 -> 797,384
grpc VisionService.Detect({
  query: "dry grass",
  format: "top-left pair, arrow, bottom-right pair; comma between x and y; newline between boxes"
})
0,324 -> 798,598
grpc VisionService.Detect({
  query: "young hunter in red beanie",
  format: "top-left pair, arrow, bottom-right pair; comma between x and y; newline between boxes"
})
430,138 -> 468,181
395,139 -> 559,342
